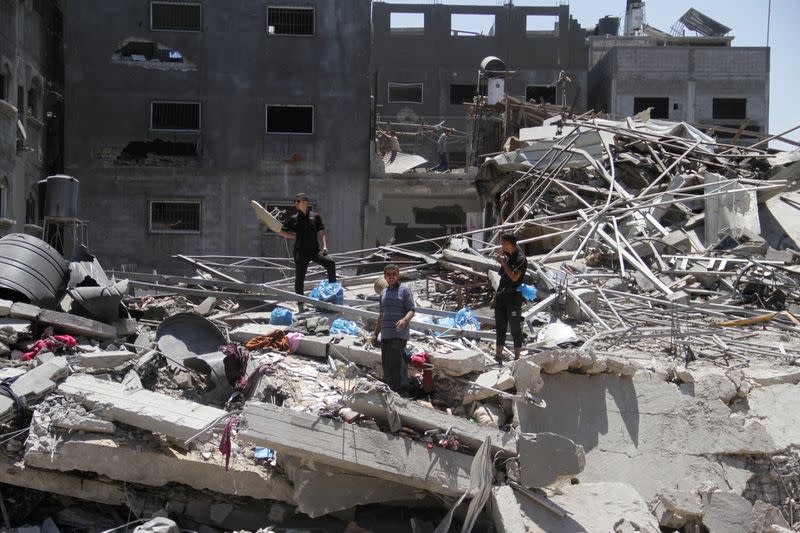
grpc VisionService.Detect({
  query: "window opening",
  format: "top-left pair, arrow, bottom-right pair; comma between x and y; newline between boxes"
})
713,98 -> 747,120
267,6 -> 314,35
266,105 -> 314,134
526,85 -> 557,105
450,14 -> 495,37
450,84 -> 477,105
526,15 -> 559,35
633,97 -> 669,119
151,102 -> 200,131
150,200 -> 201,233
116,41 -> 184,63
151,2 -> 201,32
388,83 -> 423,104
390,12 -> 424,35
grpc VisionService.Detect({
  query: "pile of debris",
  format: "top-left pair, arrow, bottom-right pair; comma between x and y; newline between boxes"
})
1,116 -> 800,532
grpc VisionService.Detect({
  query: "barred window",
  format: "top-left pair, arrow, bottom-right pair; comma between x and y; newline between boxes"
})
266,105 -> 313,134
151,2 -> 201,32
151,101 -> 201,131
267,7 -> 314,35
388,83 -> 423,104
149,200 -> 201,233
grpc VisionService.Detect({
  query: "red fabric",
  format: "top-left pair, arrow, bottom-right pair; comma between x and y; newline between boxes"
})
409,352 -> 430,369
22,335 -> 77,361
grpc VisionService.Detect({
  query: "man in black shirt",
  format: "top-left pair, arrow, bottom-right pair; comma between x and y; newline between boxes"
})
494,233 -> 527,363
278,193 -> 337,300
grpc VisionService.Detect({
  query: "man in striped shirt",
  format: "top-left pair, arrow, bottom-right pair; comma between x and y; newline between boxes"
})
374,264 -> 416,393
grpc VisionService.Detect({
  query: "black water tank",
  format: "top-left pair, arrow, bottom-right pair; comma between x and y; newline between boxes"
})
597,16 -> 620,36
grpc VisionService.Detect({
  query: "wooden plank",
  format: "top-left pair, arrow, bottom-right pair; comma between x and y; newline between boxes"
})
240,401 -> 473,497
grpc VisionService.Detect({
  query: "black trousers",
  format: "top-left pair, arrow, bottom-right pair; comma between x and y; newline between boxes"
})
294,252 -> 337,295
495,292 -> 523,348
381,338 -> 407,393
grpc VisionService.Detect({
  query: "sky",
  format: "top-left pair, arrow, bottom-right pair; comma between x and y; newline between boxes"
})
383,0 -> 800,149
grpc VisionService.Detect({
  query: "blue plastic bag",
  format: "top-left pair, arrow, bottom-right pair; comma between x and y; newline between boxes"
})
517,284 -> 538,301
309,280 -> 344,305
330,318 -> 361,336
454,308 -> 480,330
270,307 -> 294,325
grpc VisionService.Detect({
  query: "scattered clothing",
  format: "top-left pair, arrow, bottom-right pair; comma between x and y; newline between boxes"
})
22,335 -> 77,361
245,330 -> 290,352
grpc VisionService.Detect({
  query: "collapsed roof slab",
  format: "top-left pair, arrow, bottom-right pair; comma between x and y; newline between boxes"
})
58,374 -> 227,445
240,400 -> 473,497
24,415 -> 295,504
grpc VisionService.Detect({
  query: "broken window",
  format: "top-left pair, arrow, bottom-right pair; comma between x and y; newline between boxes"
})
151,2 -> 201,32
526,15 -> 559,35
526,85 -> 557,105
267,6 -> 314,35
151,102 -> 201,131
450,84 -> 477,105
713,98 -> 747,120
119,139 -> 198,162
116,41 -> 184,63
388,83 -> 423,104
266,105 -> 313,134
450,14 -> 495,37
149,200 -> 201,233
390,12 -> 424,35
633,97 -> 669,119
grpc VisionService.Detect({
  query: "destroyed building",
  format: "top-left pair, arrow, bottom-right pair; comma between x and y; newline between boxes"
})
0,0 -> 64,238
63,0 -> 371,273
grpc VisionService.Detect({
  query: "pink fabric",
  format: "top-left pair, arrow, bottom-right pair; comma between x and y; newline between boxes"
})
286,332 -> 305,353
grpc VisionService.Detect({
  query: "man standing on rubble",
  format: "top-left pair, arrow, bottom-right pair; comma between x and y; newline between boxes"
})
493,233 -> 527,363
277,193 -> 337,306
374,264 -> 416,393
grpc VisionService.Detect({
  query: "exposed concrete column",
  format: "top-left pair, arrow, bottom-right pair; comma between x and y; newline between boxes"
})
686,80 -> 696,124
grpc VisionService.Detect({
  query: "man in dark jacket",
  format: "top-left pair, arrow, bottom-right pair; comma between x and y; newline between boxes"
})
278,193 -> 337,300
494,233 -> 527,363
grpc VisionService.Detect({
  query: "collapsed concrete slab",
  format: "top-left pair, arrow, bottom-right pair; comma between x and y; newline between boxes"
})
491,482 -> 660,533
517,372 -> 778,501
240,400 -> 473,496
281,456 -> 426,518
649,489 -> 703,529
517,432 -> 585,488
72,349 -> 137,369
462,367 -> 515,404
431,348 -> 487,376
343,383 -> 516,456
0,356 -> 68,424
25,412 -> 295,504
700,490 -> 756,533
38,309 -> 118,340
58,374 -> 226,444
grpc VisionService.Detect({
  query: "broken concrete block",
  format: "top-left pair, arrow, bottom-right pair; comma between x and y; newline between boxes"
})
473,403 -> 506,428
240,400 -> 473,496
512,359 -> 543,393
666,290 -> 690,306
0,357 -> 69,424
38,309 -> 117,340
53,410 -> 117,434
193,297 -> 217,316
112,318 -> 138,337
650,489 -> 702,529
0,318 -> 32,334
517,432 -> 585,488
343,383 -> 516,456
694,372 -> 738,403
281,457 -> 425,518
701,490 -> 756,533
462,367 -> 515,404
675,366 -> 695,383
73,349 -> 136,369
0,299 -> 11,316
58,374 -> 226,445
751,500 -> 790,531
746,368 -> 800,386
604,356 -> 638,377
430,348 -> 486,376
565,287 -> 598,322
10,301 -> 40,320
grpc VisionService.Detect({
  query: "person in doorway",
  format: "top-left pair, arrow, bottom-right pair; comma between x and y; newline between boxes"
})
493,233 -> 527,363
430,129 -> 449,172
277,193 -> 337,307
373,264 -> 416,393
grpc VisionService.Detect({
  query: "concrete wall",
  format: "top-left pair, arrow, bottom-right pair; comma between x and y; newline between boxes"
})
64,0 -> 370,273
0,0 -> 62,236
372,3 -> 588,161
589,46 -> 770,138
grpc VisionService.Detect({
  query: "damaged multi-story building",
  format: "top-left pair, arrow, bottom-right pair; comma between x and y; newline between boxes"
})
0,0 -> 64,238
588,1 -> 769,144
366,1 -> 589,250
63,0 -> 370,273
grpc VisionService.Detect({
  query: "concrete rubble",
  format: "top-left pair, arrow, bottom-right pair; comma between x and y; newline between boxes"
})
1,112 -> 800,532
